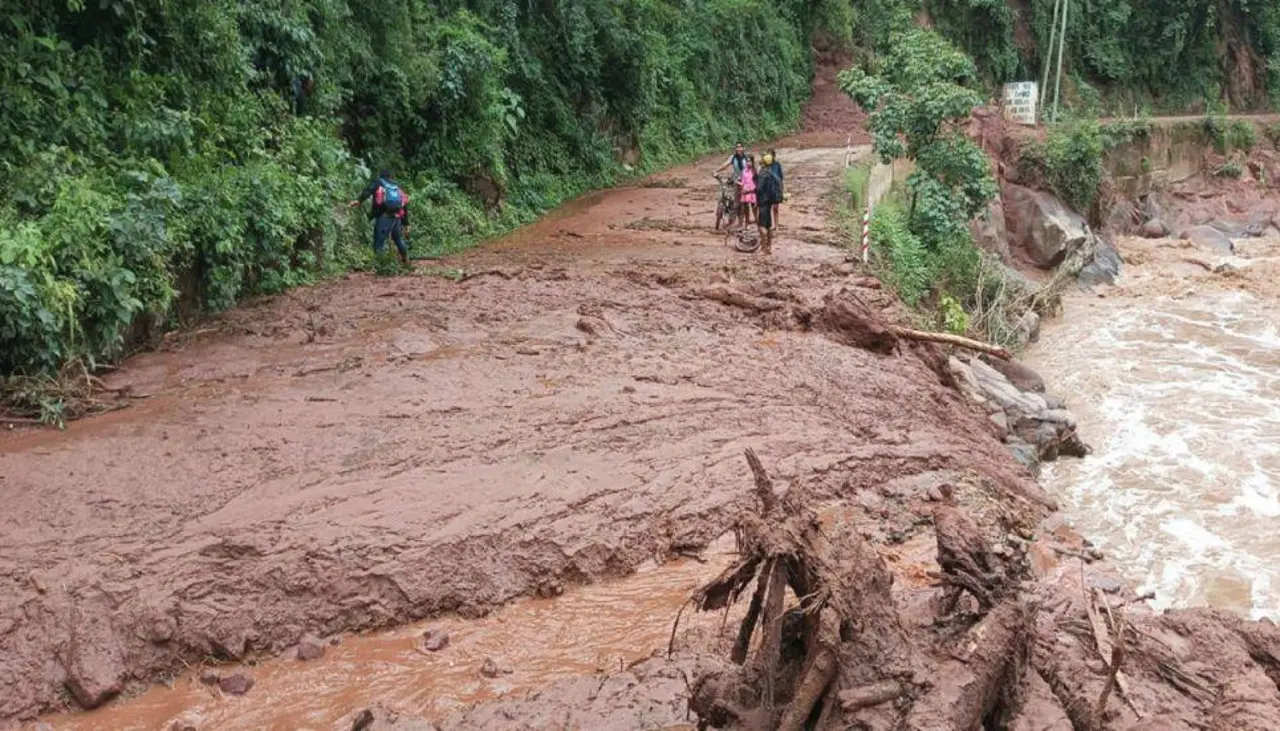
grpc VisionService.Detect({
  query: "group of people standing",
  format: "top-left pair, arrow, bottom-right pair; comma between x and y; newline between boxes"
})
717,142 -> 785,254
350,143 -> 789,265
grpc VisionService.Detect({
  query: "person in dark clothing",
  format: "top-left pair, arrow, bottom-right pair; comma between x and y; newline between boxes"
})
755,152 -> 783,255
764,148 -> 784,226
349,170 -> 411,266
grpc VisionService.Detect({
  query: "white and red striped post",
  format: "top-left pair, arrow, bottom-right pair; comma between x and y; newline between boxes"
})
861,208 -> 871,264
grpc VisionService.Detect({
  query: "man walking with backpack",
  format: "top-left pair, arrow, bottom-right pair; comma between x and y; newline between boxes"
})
350,170 -> 411,266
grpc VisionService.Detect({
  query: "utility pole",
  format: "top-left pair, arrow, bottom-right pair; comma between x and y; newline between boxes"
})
1053,0 -> 1069,122
1038,0 -> 1060,120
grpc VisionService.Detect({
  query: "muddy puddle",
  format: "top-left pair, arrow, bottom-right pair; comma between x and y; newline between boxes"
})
1025,237 -> 1280,619
38,544 -> 734,730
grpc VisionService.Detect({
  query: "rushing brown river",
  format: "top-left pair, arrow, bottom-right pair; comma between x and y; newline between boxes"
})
1025,236 -> 1280,620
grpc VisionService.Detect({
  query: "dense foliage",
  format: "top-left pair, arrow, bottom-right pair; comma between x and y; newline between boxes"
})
1,0 -> 838,377
839,27 -> 993,306
1035,0 -> 1280,111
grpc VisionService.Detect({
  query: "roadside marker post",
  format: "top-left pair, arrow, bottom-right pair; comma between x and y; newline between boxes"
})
861,209 -> 871,264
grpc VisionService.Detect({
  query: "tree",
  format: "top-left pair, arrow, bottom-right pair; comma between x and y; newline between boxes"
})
838,28 -> 997,244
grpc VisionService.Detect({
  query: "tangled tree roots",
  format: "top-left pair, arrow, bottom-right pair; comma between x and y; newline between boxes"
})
681,449 -> 1035,731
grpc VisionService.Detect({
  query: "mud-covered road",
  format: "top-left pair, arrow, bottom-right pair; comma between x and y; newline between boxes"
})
0,138 -> 1046,723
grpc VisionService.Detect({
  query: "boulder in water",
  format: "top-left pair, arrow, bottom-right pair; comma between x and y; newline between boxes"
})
1140,218 -> 1169,238
1015,310 -> 1041,346
982,357 -> 1046,393
1078,235 -> 1123,289
1181,225 -> 1235,254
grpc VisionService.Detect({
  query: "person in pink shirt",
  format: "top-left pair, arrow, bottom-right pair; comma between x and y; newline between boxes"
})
738,155 -> 757,225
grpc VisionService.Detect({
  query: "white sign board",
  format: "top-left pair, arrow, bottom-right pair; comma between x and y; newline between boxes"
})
1002,82 -> 1038,126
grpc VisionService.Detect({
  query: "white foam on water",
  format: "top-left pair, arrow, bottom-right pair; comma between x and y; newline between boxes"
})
1160,517 -> 1226,553
1028,284 -> 1280,619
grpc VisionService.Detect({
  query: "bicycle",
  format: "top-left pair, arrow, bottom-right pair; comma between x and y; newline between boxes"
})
713,174 -> 741,231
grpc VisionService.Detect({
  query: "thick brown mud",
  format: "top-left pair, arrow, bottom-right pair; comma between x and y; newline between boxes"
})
39,544 -> 734,730
1,139 -> 1040,726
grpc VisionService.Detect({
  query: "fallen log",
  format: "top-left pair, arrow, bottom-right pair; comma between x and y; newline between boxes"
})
901,600 -> 1030,731
889,326 -> 1012,360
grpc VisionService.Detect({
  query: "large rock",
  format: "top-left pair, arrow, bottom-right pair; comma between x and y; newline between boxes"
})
62,606 -> 125,709
1138,193 -> 1165,224
1014,310 -> 1041,346
1181,225 -> 1235,254
1140,219 -> 1169,238
982,357 -> 1046,393
968,358 -> 1049,419
1077,235 -> 1123,289
970,198 -> 1011,261
1002,185 -> 1090,269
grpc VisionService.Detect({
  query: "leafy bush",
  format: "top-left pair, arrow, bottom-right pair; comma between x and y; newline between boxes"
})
869,202 -> 932,306
1228,120 -> 1259,151
1020,121 -> 1106,215
1213,161 -> 1245,179
923,0 -> 1022,83
866,200 -> 981,312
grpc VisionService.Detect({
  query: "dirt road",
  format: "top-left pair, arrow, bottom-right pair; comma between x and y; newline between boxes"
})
0,141 -> 1045,722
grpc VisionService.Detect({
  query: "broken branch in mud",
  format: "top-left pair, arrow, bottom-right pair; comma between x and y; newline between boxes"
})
889,326 -> 1013,360
902,600 -> 1029,731
1094,601 -> 1127,723
688,285 -> 786,313
838,680 -> 906,710
457,267 -> 523,282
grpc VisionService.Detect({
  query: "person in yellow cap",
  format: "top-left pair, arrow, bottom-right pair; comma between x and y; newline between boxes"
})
755,151 -> 783,255
763,149 -> 784,225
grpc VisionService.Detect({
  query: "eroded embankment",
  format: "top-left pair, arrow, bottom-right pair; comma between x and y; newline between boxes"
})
1,145 -> 1039,724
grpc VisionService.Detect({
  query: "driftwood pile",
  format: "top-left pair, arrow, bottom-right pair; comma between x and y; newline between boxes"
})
678,451 -> 1280,731
679,450 -> 1030,731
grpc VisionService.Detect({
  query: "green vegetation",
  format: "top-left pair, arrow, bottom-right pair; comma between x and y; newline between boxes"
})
838,27 -> 992,308
924,0 -> 1022,83
834,15 -> 1066,348
1204,116 -> 1260,154
1264,122 -> 1280,150
1,0 -> 846,386
1022,0 -> 1280,113
1016,119 -> 1150,222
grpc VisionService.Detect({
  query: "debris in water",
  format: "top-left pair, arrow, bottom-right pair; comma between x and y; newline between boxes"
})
296,636 -> 326,661
167,711 -> 204,731
217,672 -> 255,696
421,628 -> 450,652
480,657 -> 513,678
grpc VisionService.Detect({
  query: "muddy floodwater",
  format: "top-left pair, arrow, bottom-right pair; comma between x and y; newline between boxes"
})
39,550 -> 729,730
1026,237 -> 1280,619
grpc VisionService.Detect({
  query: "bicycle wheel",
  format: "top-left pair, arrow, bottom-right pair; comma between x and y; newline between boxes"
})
715,199 -> 724,231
